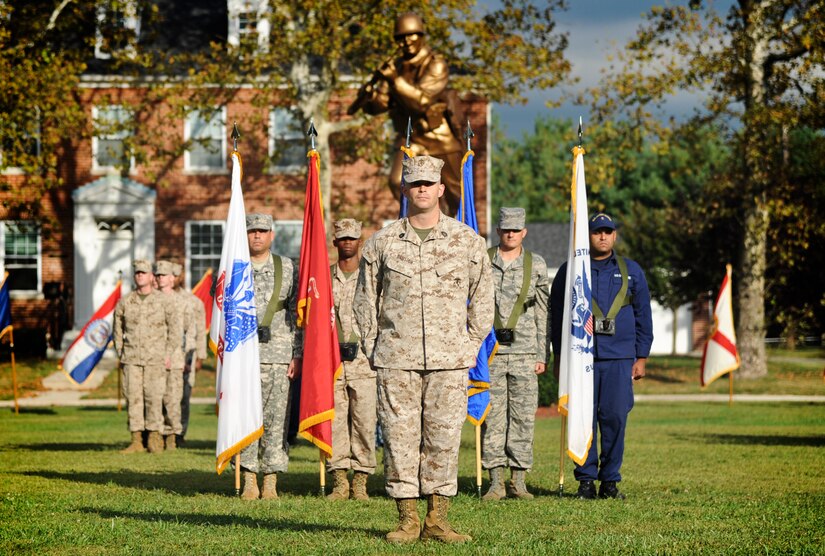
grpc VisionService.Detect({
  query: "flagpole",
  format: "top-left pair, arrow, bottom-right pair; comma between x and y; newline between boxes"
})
10,328 -> 18,415
558,414 -> 566,496
728,372 -> 733,406
234,454 -> 241,497
319,450 -> 326,496
475,424 -> 482,498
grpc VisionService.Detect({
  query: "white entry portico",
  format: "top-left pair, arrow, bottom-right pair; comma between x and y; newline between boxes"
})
71,173 -> 156,330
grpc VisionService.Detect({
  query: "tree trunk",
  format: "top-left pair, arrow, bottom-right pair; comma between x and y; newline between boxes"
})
671,306 -> 678,356
737,200 -> 769,378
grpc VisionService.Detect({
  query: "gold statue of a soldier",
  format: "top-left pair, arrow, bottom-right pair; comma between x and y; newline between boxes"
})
348,12 -> 465,214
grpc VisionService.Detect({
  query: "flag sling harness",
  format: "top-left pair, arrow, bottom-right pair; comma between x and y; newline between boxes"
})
487,247 -> 533,337
259,256 -> 284,329
590,255 -> 633,323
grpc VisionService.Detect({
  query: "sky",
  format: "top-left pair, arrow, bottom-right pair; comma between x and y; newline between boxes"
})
492,0 -> 732,139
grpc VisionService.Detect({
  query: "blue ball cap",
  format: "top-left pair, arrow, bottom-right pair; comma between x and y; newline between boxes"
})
589,213 -> 616,232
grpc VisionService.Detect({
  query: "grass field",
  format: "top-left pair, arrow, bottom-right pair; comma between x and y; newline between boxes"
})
1,402 -> 823,554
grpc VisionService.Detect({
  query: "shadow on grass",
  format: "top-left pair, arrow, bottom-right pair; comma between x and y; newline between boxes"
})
10,442 -> 123,451
456,475 -> 576,499
22,469 -> 390,499
701,433 -> 825,447
643,373 -> 686,384
77,507 -> 385,536
5,407 -> 57,416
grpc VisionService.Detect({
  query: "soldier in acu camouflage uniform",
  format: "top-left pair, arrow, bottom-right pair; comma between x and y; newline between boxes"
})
155,259 -> 193,451
113,259 -> 182,454
172,262 -> 207,446
354,155 -> 493,544
326,218 -> 376,501
481,207 -> 550,501
239,213 -> 303,501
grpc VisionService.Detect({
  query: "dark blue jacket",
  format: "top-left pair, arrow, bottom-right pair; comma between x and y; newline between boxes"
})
550,252 -> 653,360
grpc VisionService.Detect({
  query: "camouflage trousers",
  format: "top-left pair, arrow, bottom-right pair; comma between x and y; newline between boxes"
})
377,368 -> 467,499
481,353 -> 538,470
240,363 -> 291,474
180,353 -> 197,437
327,374 -> 377,473
122,363 -> 165,432
163,366 -> 184,436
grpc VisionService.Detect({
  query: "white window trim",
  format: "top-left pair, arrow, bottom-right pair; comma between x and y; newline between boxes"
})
184,107 -> 228,174
1,108 -> 41,176
185,220 -> 225,290
268,107 -> 305,175
91,105 -> 136,175
95,0 -> 141,60
1,220 -> 43,299
227,0 -> 271,53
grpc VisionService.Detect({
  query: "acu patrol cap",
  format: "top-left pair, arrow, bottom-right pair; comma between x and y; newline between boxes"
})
402,155 -> 444,184
498,207 -> 526,231
132,259 -> 152,274
333,218 -> 362,240
154,260 -> 175,276
246,213 -> 273,232
394,12 -> 425,37
589,213 -> 616,232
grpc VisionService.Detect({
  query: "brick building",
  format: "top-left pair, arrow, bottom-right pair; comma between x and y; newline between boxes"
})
1,2 -> 490,355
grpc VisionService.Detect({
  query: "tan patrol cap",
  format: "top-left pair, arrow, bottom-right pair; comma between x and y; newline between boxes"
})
132,259 -> 152,274
154,260 -> 175,276
171,263 -> 183,277
498,207 -> 526,231
402,155 -> 444,184
246,213 -> 273,232
333,218 -> 362,240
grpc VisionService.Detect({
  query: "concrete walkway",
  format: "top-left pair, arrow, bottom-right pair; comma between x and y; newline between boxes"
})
2,361 -> 823,408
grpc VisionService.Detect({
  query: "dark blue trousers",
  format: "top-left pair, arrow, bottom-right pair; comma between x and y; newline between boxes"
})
573,358 -> 634,483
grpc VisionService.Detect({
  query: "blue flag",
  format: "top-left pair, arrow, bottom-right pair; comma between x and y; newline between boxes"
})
0,273 -> 12,341
399,146 -> 412,218
457,150 -> 497,425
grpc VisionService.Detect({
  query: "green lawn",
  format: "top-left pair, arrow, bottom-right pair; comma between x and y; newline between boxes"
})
1,403 -> 823,554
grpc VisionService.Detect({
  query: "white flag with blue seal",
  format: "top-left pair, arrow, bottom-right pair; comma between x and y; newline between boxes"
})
212,151 -> 263,474
558,145 -> 594,465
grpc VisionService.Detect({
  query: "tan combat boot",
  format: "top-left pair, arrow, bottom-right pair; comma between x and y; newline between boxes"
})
507,468 -> 534,500
261,473 -> 278,500
386,498 -> 420,544
481,467 -> 506,501
351,471 -> 369,501
146,431 -> 164,454
164,435 -> 176,451
241,471 -> 259,500
326,469 -> 349,500
420,494 -> 471,543
120,431 -> 145,454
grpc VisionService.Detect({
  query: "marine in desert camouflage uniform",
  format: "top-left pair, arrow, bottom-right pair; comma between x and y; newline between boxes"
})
326,218 -> 376,502
239,213 -> 303,501
354,155 -> 493,544
155,259 -> 193,451
481,207 -> 550,501
113,259 -> 182,454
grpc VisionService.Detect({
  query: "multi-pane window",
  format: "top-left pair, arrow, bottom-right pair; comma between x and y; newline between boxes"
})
95,0 -> 141,60
1,109 -> 41,172
93,105 -> 133,171
269,108 -> 305,173
186,221 -> 225,290
0,221 -> 40,293
185,108 -> 226,171
273,221 -> 303,260
228,0 -> 271,53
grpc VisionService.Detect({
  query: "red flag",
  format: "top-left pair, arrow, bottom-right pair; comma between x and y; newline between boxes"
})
192,268 -> 214,330
296,149 -> 341,456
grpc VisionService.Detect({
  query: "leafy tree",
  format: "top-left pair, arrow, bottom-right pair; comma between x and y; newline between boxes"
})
582,0 -> 824,377
2,1 -> 573,229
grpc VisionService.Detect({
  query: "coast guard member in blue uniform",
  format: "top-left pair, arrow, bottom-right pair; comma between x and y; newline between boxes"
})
550,213 -> 653,500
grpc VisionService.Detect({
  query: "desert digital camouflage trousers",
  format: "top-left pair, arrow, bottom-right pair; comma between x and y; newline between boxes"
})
122,364 -> 165,432
481,353 -> 539,470
180,355 -> 197,437
377,368 -> 467,499
240,363 -> 291,474
327,374 -> 377,473
162,366 -> 184,436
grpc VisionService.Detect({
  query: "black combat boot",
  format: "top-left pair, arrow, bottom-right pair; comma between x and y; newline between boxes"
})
577,480 -> 597,500
598,481 -> 626,500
